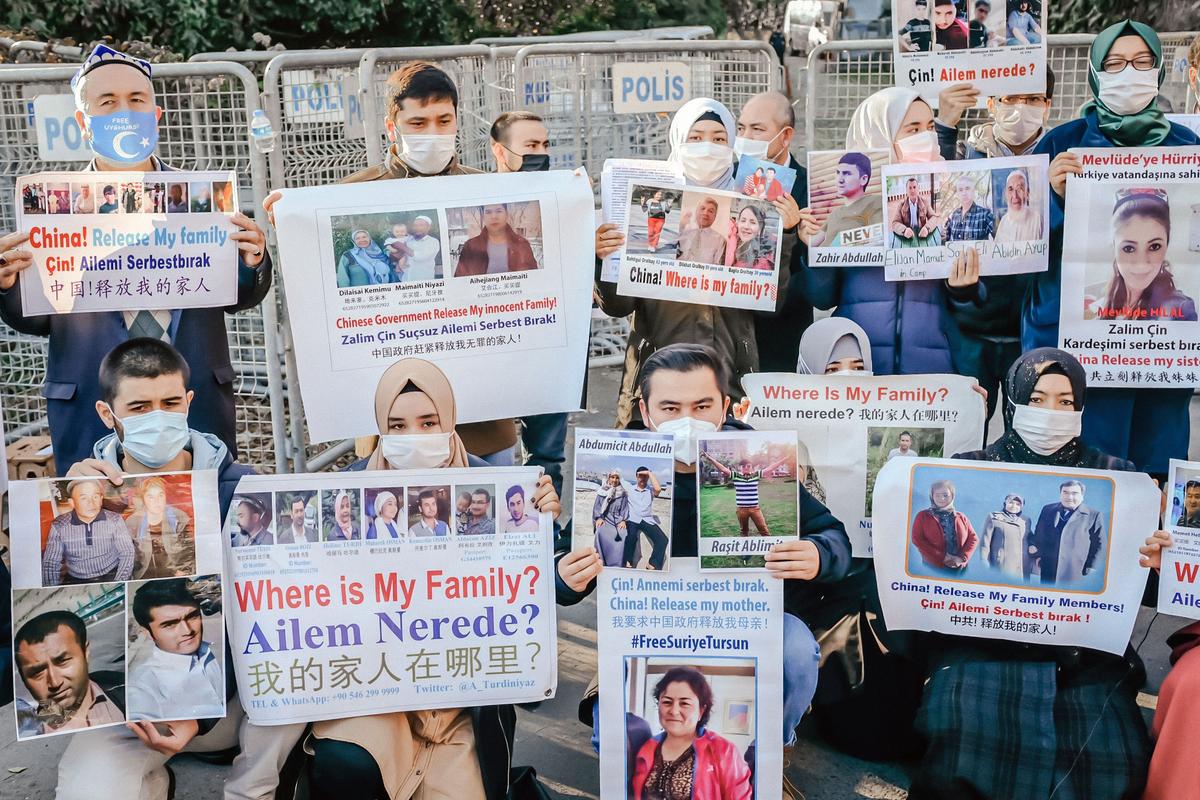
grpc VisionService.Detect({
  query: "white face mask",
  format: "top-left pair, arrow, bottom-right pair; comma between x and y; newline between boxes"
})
649,415 -> 718,465
733,132 -> 780,162
992,102 -> 1046,146
1094,64 -> 1160,116
397,132 -> 456,174
1011,404 -> 1082,455
115,409 -> 190,468
677,141 -> 734,186
894,129 -> 941,163
380,432 -> 452,469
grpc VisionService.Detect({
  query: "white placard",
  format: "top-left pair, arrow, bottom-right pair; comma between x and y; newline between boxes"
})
1159,458 -> 1200,618
599,159 -> 685,282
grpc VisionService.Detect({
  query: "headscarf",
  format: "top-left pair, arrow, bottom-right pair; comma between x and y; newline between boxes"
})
348,229 -> 390,283
365,358 -> 471,470
845,87 -> 923,151
983,347 -> 1092,467
796,317 -> 874,374
667,98 -> 737,190
1081,20 -> 1171,147
597,470 -> 627,516
998,493 -> 1024,520
928,480 -> 956,512
373,490 -> 397,519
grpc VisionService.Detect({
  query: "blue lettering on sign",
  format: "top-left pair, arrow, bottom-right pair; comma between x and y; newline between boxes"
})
42,115 -> 85,153
523,80 -> 550,106
618,68 -> 687,105
347,90 -> 362,124
288,82 -> 349,115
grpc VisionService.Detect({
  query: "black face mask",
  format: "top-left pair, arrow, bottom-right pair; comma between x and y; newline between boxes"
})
517,153 -> 550,172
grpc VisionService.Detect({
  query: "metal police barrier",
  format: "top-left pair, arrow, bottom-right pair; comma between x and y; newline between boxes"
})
189,49 -> 286,80
804,33 -> 1200,153
513,40 -> 780,178
4,41 -> 84,62
0,61 -> 288,473
470,26 -> 715,46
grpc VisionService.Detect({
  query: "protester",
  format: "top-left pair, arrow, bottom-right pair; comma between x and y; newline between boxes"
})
911,480 -> 978,571
795,316 -> 873,375
489,110 -> 550,172
0,45 -> 272,470
908,347 -> 1152,798
453,203 -> 539,275
336,229 -> 392,287
934,70 -> 1056,159
1031,20 -> 1200,474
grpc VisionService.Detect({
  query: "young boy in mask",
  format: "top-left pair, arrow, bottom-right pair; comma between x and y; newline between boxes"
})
933,68 -> 1056,159
57,337 -> 306,800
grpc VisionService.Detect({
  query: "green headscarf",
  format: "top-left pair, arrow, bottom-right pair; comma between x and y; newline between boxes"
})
1082,19 -> 1170,146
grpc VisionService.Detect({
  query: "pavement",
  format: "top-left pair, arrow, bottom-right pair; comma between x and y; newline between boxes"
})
1,364 -> 1196,799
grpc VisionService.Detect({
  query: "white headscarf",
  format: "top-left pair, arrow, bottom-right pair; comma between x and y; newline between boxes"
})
667,97 -> 738,190
845,87 -> 923,151
797,317 -> 874,374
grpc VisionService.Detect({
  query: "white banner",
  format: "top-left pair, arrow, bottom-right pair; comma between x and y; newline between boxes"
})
618,182 -> 783,311
273,170 -> 595,442
598,558 -> 783,799
807,148 -> 890,267
1158,458 -> 1200,618
599,159 -> 684,282
17,170 -> 241,315
1058,147 -> 1200,389
873,458 -> 1158,655
223,467 -> 557,725
881,155 -> 1049,281
8,471 -> 225,740
741,372 -> 985,557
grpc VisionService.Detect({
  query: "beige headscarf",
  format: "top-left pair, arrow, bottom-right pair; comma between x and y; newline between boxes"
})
365,358 -> 471,470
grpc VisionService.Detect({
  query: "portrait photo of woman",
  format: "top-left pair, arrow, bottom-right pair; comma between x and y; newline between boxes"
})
592,469 -> 630,567
724,204 -> 775,271
911,479 -> 978,572
336,229 -> 393,288
981,493 -> 1033,581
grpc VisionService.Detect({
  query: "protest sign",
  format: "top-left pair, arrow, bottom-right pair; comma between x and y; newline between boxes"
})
572,429 -> 675,571
697,430 -> 799,569
1059,148 -> 1200,389
273,170 -> 595,442
222,467 -> 556,725
740,372 -> 985,557
807,148 -> 890,267
8,470 -> 224,739
873,458 -> 1158,655
16,170 -> 241,315
610,62 -> 690,114
599,159 -> 685,282
598,558 -> 783,799
882,155 -> 1049,280
1158,459 -> 1200,618
736,155 -> 797,199
892,0 -> 1047,99
618,182 -> 783,311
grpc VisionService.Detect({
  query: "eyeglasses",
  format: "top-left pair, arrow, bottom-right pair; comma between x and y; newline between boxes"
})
1100,55 -> 1158,74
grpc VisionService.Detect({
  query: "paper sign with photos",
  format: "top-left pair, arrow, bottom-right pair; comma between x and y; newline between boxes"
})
16,170 -> 241,315
892,0 -> 1048,100
617,182 -> 783,311
807,148 -> 891,268
222,467 -> 557,725
881,154 -> 1049,280
1158,459 -> 1200,619
7,470 -> 225,740
1058,147 -> 1200,389
872,458 -> 1159,654
272,170 -> 595,443
599,158 -> 685,283
735,155 -> 797,199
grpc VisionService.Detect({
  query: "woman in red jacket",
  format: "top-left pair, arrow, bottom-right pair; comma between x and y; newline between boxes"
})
911,479 -> 978,572
631,666 -> 752,800
453,202 -> 539,276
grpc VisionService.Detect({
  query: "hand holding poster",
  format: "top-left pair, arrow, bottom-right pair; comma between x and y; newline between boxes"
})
273,170 -> 594,443
1158,459 -> 1200,618
806,149 -> 890,267
882,155 -> 1049,280
223,467 -> 556,725
598,558 -> 783,799
617,182 -> 783,311
872,458 -> 1159,654
599,159 -> 685,283
1058,148 -> 1200,389
17,171 -> 240,315
892,0 -> 1047,98
740,372 -> 985,556
572,429 -> 675,571
8,470 -> 225,739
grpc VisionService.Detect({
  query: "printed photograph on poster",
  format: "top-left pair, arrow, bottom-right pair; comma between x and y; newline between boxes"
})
276,490 -> 319,544
882,155 -> 1049,280
125,575 -> 225,721
806,149 -> 889,266
697,430 -> 799,568
12,583 -> 127,740
572,428 -> 675,571
363,487 -> 404,540
736,155 -> 797,199
447,201 -> 543,277
454,483 -> 498,536
866,427 -> 945,514
329,209 -> 442,286
324,488 -> 363,541
618,182 -> 783,311
500,482 -> 542,533
16,170 -> 242,315
873,458 -> 1159,654
406,485 -> 451,537
599,158 -> 685,282
893,0 -> 1047,98
1158,459 -> 1200,618
1058,148 -> 1200,389
230,492 -> 274,548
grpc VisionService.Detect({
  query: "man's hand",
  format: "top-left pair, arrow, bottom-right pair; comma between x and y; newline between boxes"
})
936,83 -> 980,128
0,231 -> 35,291
595,223 -> 626,259
947,248 -> 980,289
794,208 -> 822,246
531,474 -> 561,520
558,547 -> 603,592
772,193 -> 802,232
1049,152 -> 1083,199
128,719 -> 199,755
765,539 -> 821,581
1140,531 -> 1173,570
65,459 -> 124,486
230,212 -> 266,268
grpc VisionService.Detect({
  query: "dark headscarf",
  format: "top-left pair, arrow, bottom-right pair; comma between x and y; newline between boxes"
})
1082,20 -> 1170,147
982,348 -> 1092,467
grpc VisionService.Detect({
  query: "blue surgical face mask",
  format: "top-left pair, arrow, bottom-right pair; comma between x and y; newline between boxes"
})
85,110 -> 159,163
115,409 -> 190,468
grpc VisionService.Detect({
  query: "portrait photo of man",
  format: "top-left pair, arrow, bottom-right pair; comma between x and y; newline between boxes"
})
42,479 -> 136,587
408,488 -> 450,537
460,486 -> 497,536
811,152 -> 883,248
229,494 -> 273,548
888,432 -> 920,461
676,196 -> 728,265
1177,480 -> 1200,528
502,484 -> 541,533
127,477 -> 194,580
277,492 -> 318,544
1031,480 -> 1105,586
943,175 -> 996,242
